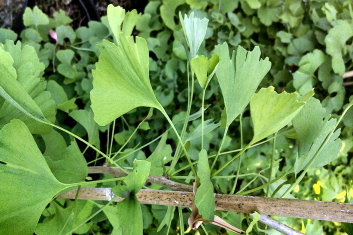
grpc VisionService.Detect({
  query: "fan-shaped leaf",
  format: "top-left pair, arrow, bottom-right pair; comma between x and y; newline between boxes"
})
0,120 -> 67,235
90,38 -> 162,126
216,43 -> 271,127
250,87 -> 313,144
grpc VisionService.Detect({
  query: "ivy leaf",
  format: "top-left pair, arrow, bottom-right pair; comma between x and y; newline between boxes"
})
160,0 -> 185,30
0,120 -> 67,235
23,6 -> 49,27
190,54 -> 219,89
107,4 -> 141,43
90,38 -> 162,126
325,20 -> 353,75
293,98 -> 342,174
195,149 -> 214,221
250,87 -> 313,144
0,42 -> 56,133
293,49 -> 325,95
180,11 -> 209,58
147,132 -> 172,176
215,43 -> 271,128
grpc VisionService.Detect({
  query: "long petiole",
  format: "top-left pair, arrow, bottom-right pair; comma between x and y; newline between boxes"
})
231,113 -> 243,194
266,132 -> 277,197
210,125 -> 229,171
48,122 -> 127,173
212,143 -> 251,177
161,109 -> 197,176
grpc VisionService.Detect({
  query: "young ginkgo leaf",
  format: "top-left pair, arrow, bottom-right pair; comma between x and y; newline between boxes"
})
190,54 -> 219,89
180,11 -> 209,58
250,87 -> 313,144
215,43 -> 271,128
90,38 -> 163,126
0,42 -> 56,133
195,149 -> 215,221
107,4 -> 140,43
0,120 -> 68,235
293,98 -> 342,174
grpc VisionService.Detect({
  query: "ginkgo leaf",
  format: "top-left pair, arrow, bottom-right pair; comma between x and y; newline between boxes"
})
180,11 -> 209,58
35,200 -> 93,235
107,4 -> 140,43
23,6 -> 49,27
69,109 -> 100,148
215,43 -> 271,128
190,54 -> 219,89
90,38 -> 163,126
0,41 -> 56,134
195,149 -> 214,221
250,87 -> 313,144
293,98 -> 342,174
0,120 -> 68,235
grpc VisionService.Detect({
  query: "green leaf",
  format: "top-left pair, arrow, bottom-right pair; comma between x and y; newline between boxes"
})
215,43 -> 271,127
157,206 -> 175,232
246,212 -> 261,234
293,49 -> 325,95
0,28 -> 17,43
250,87 -> 313,144
45,140 -> 88,184
35,200 -> 93,235
56,25 -> 76,45
293,98 -> 342,174
0,120 -> 67,235
107,4 -> 141,42
147,132 -> 172,176
23,6 -> 49,27
116,197 -> 143,235
325,20 -> 353,75
190,54 -> 219,89
160,0 -> 185,30
0,42 -> 56,133
69,109 -> 100,148
113,160 -> 151,197
195,149 -> 214,221
90,38 -> 162,126
180,11 -> 209,58
195,181 -> 214,221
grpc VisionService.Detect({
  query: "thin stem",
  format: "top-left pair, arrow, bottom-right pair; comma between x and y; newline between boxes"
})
170,137 -> 272,176
173,66 -> 195,168
212,143 -> 251,177
201,88 -> 206,150
48,123 -> 126,173
108,120 -> 116,157
111,115 -> 149,161
266,133 -> 277,197
161,109 -> 197,176
211,125 -> 229,171
68,177 -> 124,188
231,114 -> 243,194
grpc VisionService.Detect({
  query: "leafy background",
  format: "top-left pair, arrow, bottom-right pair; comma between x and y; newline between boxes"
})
1,0 -> 353,234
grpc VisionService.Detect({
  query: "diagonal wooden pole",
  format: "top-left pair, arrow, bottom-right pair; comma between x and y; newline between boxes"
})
59,187 -> 353,223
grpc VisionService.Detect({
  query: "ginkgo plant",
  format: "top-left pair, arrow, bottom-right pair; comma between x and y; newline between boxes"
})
0,4 -> 350,235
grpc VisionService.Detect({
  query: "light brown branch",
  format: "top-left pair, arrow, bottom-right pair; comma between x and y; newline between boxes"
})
88,166 -> 193,192
59,188 -> 353,223
343,70 -> 353,79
